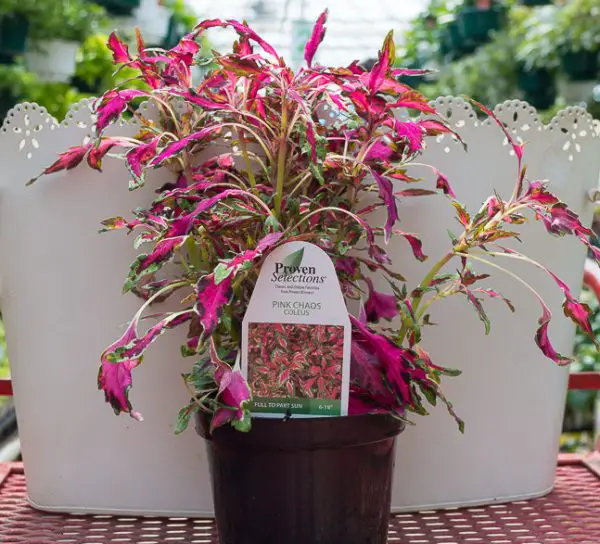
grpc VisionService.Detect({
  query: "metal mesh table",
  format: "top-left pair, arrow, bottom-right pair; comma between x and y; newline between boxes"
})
1,456 -> 600,544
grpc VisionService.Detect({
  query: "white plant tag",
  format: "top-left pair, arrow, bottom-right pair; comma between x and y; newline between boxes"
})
242,241 -> 351,418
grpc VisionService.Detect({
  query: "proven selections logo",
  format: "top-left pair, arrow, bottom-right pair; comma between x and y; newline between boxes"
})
271,247 -> 327,284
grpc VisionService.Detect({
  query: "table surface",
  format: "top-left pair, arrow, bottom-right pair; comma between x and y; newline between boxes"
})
1,456 -> 600,544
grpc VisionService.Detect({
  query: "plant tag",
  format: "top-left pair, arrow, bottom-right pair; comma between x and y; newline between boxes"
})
242,241 -> 351,418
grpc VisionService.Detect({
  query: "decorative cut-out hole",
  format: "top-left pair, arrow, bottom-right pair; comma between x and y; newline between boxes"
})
563,141 -> 571,151
446,108 -> 452,118
513,111 -> 518,122
444,146 -> 450,153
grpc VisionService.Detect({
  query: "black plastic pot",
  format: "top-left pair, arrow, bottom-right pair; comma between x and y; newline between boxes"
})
560,50 -> 599,81
94,0 -> 141,16
197,413 -> 404,544
0,13 -> 29,59
457,6 -> 505,46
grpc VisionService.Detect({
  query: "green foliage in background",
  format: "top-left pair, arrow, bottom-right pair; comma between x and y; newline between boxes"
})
0,320 -> 8,379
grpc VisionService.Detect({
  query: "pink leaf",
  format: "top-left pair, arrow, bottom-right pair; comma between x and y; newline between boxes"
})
364,278 -> 398,322
126,137 -> 161,183
87,138 -> 127,172
151,127 -> 220,166
107,32 -> 130,64
536,306 -> 572,366
370,169 -> 398,244
195,274 -> 234,338
304,9 -> 328,67
28,144 -> 89,184
369,30 -> 394,94
95,89 -> 147,133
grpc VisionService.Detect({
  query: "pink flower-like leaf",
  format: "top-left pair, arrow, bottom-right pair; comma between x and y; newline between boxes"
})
195,274 -> 234,338
151,127 -> 220,166
98,321 -> 141,420
87,138 -> 127,172
108,32 -> 131,64
397,231 -> 427,262
394,121 -> 424,153
365,278 -> 398,322
304,9 -> 328,67
95,89 -> 147,134
435,169 -> 456,199
28,144 -> 89,184
369,30 -> 394,94
97,358 -> 142,421
536,306 -> 572,366
209,339 -> 251,432
126,136 -> 161,186
370,169 -> 398,244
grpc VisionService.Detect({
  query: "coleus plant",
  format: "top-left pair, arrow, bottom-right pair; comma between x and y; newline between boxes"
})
30,11 -> 599,434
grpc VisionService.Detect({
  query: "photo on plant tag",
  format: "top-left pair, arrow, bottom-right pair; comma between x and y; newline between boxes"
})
247,323 -> 344,401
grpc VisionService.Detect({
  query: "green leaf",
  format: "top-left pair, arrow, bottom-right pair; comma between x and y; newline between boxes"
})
264,214 -> 282,234
310,162 -> 325,185
175,402 -> 199,435
283,247 -> 304,268
214,263 -> 234,285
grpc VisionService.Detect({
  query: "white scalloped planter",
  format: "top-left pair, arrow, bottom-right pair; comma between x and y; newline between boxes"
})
0,98 -> 598,516
388,98 -> 600,511
25,40 -> 80,83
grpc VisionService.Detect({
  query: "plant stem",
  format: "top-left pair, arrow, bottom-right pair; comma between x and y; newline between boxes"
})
274,98 -> 289,218
238,129 -> 256,188
397,251 -> 455,343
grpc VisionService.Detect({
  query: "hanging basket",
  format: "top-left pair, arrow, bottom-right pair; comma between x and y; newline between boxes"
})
25,40 -> 80,83
560,50 -> 599,82
94,0 -> 141,16
518,67 -> 557,110
0,13 -> 29,61
457,6 -> 505,46
440,20 -> 476,60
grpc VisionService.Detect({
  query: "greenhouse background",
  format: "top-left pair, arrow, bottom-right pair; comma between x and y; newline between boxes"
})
1,0 -> 600,459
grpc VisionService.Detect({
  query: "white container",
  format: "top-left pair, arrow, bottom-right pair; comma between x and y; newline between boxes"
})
386,98 -> 600,510
25,40 -> 80,83
0,97 -> 599,516
0,100 -> 213,515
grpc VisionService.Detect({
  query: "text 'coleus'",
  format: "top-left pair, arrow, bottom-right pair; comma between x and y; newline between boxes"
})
31,11 -> 599,435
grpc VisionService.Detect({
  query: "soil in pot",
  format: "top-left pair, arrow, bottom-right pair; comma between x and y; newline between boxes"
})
560,50 -> 599,81
0,13 -> 29,58
196,413 -> 405,544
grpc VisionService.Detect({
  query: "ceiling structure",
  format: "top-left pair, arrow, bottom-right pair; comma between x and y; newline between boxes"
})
189,0 -> 428,67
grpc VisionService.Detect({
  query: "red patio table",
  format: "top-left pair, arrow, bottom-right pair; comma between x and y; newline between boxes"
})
1,374 -> 600,544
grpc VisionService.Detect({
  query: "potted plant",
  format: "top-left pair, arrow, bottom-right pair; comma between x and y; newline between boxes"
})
510,5 -> 559,108
457,0 -> 506,48
555,0 -> 600,81
25,0 -> 106,83
94,0 -> 141,17
0,0 -> 36,63
30,11 -> 600,544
